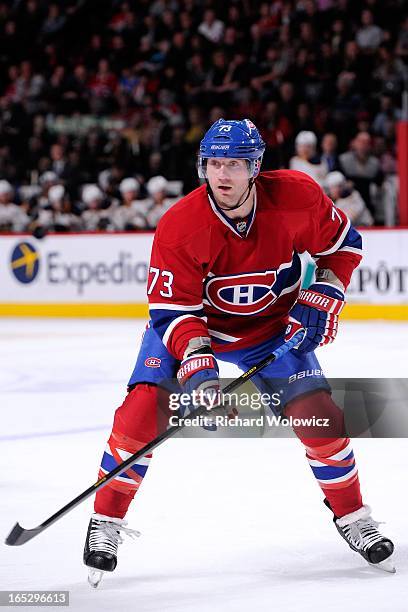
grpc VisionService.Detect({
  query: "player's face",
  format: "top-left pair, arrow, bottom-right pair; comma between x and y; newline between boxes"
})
206,158 -> 250,208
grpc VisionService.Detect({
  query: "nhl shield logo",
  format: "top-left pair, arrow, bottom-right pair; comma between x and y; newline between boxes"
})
205,271 -> 278,315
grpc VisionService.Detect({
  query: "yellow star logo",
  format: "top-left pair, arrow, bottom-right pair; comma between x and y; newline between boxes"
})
11,243 -> 39,279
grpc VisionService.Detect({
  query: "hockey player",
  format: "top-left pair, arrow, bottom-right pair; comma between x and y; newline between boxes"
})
84,119 -> 394,586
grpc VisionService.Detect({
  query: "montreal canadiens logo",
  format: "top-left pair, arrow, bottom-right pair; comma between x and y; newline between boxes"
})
145,357 -> 161,368
205,271 -> 277,315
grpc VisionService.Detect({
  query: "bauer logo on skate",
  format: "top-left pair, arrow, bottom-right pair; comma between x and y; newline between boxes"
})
10,242 -> 40,284
205,271 -> 278,315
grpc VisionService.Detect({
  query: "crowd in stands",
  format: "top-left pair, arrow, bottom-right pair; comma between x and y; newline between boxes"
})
0,0 -> 407,234
0,173 -> 179,236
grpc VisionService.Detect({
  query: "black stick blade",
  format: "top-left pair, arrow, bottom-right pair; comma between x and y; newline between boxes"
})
5,522 -> 44,546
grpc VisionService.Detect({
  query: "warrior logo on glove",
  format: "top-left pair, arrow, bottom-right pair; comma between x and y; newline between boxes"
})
285,283 -> 345,353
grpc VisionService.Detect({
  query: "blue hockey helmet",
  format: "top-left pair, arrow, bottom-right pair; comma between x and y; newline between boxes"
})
197,118 -> 265,179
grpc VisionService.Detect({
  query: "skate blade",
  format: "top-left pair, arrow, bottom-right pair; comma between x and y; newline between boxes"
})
88,569 -> 104,588
368,557 -> 396,574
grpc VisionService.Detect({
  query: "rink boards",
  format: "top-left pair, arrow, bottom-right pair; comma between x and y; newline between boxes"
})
0,229 -> 407,319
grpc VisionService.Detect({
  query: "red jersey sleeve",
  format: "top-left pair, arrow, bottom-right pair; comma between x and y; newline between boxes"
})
296,186 -> 363,289
147,217 -> 209,360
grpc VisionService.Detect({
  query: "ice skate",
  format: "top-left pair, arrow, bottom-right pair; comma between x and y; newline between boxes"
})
325,499 -> 395,573
83,513 -> 140,588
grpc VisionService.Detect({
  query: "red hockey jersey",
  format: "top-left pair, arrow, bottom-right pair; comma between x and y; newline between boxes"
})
147,170 -> 362,360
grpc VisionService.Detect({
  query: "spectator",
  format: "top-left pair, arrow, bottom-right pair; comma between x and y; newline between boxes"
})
161,126 -> 192,183
339,131 -> 383,218
31,171 -> 60,211
198,9 -> 224,44
372,135 -> 397,176
30,184 -> 81,234
355,10 -> 384,51
260,101 -> 293,169
396,15 -> 408,59
145,176 -> 177,228
98,169 -> 121,208
332,72 -> 362,145
325,171 -> 373,227
49,144 -> 70,180
42,3 -> 66,35
62,64 -> 90,114
184,53 -> 209,101
81,184 -> 115,231
250,47 -> 288,94
320,133 -> 341,172
373,44 -> 408,96
185,107 -> 205,146
294,103 -> 316,134
111,177 -> 150,230
279,82 -> 298,124
0,180 -> 29,231
372,93 -> 401,137
88,59 -> 118,114
289,131 -> 328,185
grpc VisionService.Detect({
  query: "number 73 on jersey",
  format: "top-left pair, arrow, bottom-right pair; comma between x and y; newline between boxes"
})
147,266 -> 174,298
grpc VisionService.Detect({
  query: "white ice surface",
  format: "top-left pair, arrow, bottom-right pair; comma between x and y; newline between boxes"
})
0,319 -> 407,612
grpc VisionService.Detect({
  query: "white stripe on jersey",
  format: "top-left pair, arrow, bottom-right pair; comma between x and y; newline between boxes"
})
162,314 -> 207,348
280,277 -> 301,297
208,329 -> 241,342
337,246 -> 363,255
149,303 -> 203,311
314,218 -> 351,256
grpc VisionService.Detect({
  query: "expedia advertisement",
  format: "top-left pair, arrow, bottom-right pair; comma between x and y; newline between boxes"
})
1,233 -> 153,303
0,230 -> 407,314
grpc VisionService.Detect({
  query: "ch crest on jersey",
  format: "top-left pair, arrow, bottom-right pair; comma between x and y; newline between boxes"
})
205,270 -> 278,315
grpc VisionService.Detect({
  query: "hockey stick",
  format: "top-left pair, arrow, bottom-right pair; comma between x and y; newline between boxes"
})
5,328 -> 305,546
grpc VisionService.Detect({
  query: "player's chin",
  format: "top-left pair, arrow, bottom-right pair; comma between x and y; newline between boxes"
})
215,191 -> 235,205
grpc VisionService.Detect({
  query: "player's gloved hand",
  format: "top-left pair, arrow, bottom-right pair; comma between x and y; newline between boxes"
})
285,283 -> 345,353
177,349 -> 235,430
177,348 -> 220,430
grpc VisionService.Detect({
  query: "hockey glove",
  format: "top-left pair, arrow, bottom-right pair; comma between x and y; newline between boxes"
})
177,349 -> 236,430
285,283 -> 345,353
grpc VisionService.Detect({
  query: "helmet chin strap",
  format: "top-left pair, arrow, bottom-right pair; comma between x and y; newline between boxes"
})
206,178 -> 255,213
